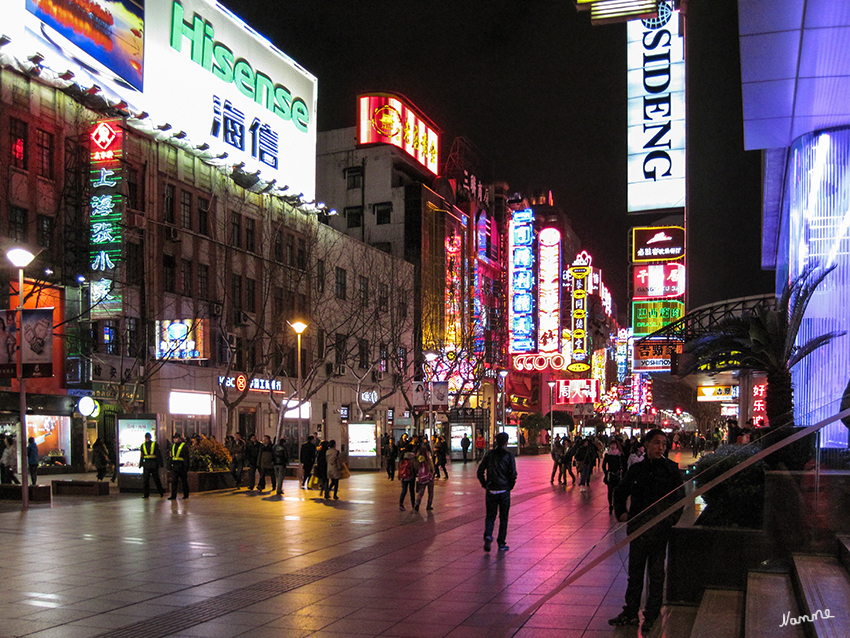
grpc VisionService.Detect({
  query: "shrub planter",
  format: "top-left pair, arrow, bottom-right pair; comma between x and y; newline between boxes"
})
186,470 -> 235,492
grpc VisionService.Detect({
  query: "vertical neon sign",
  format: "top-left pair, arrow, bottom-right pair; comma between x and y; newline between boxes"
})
568,251 -> 592,371
508,209 -> 535,353
538,228 -> 561,353
89,118 -> 124,318
445,233 -> 462,347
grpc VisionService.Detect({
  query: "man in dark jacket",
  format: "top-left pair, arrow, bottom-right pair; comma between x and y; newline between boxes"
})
273,438 -> 289,495
477,432 -> 517,552
609,429 -> 685,633
168,433 -> 190,500
140,432 -> 165,498
244,434 -> 260,491
257,435 -> 275,492
299,435 -> 316,489
228,432 -> 246,487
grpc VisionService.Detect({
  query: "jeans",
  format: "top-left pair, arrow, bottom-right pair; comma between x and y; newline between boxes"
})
623,531 -> 670,620
579,463 -> 593,486
415,480 -> 434,509
399,479 -> 416,508
484,491 -> 511,546
29,464 -> 38,486
274,465 -> 286,494
230,457 -> 245,486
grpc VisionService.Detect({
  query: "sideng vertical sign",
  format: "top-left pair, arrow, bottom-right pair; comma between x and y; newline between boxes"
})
568,251 -> 593,372
537,228 -> 561,353
89,118 -> 124,319
626,1 -> 685,213
508,209 -> 535,353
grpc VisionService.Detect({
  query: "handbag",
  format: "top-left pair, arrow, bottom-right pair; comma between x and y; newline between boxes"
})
340,463 -> 351,479
308,474 -> 319,489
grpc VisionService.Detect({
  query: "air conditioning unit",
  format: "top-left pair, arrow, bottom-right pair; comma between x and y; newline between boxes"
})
165,226 -> 181,242
129,213 -> 146,229
209,302 -> 223,317
234,310 -> 249,326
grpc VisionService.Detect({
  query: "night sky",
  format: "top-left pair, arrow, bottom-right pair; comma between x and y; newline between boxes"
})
220,0 -> 774,316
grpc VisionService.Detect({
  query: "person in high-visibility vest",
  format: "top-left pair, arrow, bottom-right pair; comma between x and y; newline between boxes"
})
140,432 -> 165,498
168,434 -> 190,500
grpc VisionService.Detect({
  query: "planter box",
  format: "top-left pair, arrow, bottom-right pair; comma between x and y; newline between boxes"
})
0,484 -> 52,502
186,470 -> 235,492
52,480 -> 110,496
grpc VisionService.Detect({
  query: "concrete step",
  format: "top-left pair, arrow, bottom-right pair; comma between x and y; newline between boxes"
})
745,572 -> 804,638
689,589 -> 743,638
645,605 -> 698,638
792,554 -> 850,638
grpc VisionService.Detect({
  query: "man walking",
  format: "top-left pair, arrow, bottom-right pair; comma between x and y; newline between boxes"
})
299,435 -> 316,489
609,429 -> 685,633
228,432 -> 246,487
140,432 -> 165,498
168,433 -> 190,500
477,432 -> 517,552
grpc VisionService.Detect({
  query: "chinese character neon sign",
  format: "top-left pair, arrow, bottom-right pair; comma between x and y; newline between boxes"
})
445,233 -> 462,346
538,228 -> 561,353
569,251 -> 593,368
508,209 -> 535,353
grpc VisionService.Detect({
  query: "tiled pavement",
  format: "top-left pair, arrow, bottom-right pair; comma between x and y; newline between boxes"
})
0,452 -> 698,638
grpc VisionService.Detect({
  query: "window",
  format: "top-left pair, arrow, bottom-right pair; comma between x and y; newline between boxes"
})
231,273 -> 242,310
358,339 -> 370,369
235,336 -> 246,371
37,214 -> 54,250
245,278 -> 256,313
126,317 -> 139,358
126,243 -> 143,286
359,275 -> 369,307
398,346 -> 408,374
198,263 -> 209,299
181,259 -> 193,297
398,298 -> 408,319
286,234 -> 295,266
334,333 -> 347,365
345,166 -> 363,189
273,232 -> 283,262
379,284 -> 389,312
297,238 -> 306,270
245,217 -> 256,253
198,198 -> 210,235
180,191 -> 192,229
163,184 -> 175,223
345,206 -> 363,228
9,206 -> 27,243
335,267 -> 347,300
379,343 -> 388,372
163,255 -> 176,293
375,202 -> 392,225
9,118 -> 27,169
317,330 -> 326,359
127,166 -> 141,210
273,287 -> 283,316
230,213 -> 242,249
102,320 -> 118,355
36,129 -> 54,179
316,260 -> 325,293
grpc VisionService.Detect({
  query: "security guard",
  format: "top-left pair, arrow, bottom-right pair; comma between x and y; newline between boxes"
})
140,432 -> 165,498
168,433 -> 190,500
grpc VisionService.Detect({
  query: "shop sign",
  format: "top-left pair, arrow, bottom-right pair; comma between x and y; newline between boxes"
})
513,353 -> 570,372
556,379 -> 600,404
632,226 -> 685,262
218,374 -> 282,392
569,251 -> 594,364
92,381 -> 146,402
448,407 -> 489,424
538,228 -> 561,352
633,338 -> 681,372
358,93 -> 439,174
751,380 -> 768,427
697,385 -> 739,402
632,263 -> 685,299
508,209 -> 535,353
155,319 -> 210,360
632,300 -> 684,336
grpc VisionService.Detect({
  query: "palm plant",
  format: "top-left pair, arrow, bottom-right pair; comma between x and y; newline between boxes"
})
680,265 -> 842,429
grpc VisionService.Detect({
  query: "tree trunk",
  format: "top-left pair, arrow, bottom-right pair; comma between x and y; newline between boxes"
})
766,368 -> 794,429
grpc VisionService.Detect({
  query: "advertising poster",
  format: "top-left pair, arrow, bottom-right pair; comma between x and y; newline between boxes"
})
450,425 -> 472,455
502,426 -> 519,447
348,422 -> 376,457
156,319 -> 209,360
22,308 -> 54,378
411,382 -> 427,409
0,310 -> 17,378
431,381 -> 449,410
117,415 -> 157,474
27,415 -> 70,458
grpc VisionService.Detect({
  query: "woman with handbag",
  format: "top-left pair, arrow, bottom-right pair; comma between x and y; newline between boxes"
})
324,440 -> 342,500
413,441 -> 436,511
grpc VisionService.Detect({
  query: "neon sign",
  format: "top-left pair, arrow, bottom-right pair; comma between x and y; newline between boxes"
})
89,118 -> 124,319
445,233 -> 462,346
538,228 -> 561,353
508,209 -> 535,353
632,226 -> 685,262
512,353 -> 569,372
569,251 -> 593,365
556,379 -> 600,404
358,93 -> 439,175
633,263 -> 685,299
632,300 -> 684,336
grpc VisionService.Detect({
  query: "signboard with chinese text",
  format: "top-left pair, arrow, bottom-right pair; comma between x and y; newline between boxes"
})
357,93 -> 439,175
556,379 -> 601,404
508,209 -> 535,353
751,379 -> 768,427
697,386 -> 739,402
633,338 -> 681,372
632,300 -> 684,336
632,226 -> 685,262
538,228 -> 561,353
117,415 -> 157,475
632,263 -> 685,299
569,251 -> 594,367
156,319 -> 209,360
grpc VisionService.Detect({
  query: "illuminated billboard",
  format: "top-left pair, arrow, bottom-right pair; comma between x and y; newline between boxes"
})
632,226 -> 685,262
627,1 -> 685,213
697,386 -> 739,402
555,379 -> 600,404
632,300 -> 684,336
508,209 -> 535,353
633,337 -> 681,372
358,93 -> 439,175
568,251 -> 593,371
538,228 -> 561,353
155,319 -> 210,360
632,262 -> 685,298
9,0 -> 318,199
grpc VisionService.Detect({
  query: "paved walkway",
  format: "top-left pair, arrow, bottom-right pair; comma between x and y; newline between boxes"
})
0,454 -> 696,638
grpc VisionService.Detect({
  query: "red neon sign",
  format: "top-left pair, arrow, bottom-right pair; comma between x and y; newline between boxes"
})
632,263 -> 685,299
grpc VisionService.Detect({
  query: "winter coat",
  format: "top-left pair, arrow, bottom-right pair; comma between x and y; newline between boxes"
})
326,448 -> 342,479
258,442 -> 274,470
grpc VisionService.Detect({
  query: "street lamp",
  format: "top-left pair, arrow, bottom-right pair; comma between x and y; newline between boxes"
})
288,321 -> 307,447
7,245 -> 41,511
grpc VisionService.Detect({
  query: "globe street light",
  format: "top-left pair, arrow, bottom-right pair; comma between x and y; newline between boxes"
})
7,245 -> 41,511
288,321 -> 307,447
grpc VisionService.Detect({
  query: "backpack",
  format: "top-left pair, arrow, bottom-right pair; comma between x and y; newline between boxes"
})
398,458 -> 413,480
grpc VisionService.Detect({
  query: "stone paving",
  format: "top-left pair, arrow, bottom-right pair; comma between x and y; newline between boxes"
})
0,452 -> 698,638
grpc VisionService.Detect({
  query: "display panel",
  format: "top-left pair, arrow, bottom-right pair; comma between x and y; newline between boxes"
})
556,379 -> 601,404
156,319 -> 209,360
502,426 -> 518,447
632,226 -> 685,262
27,415 -> 71,459
450,425 -> 473,454
348,422 -> 376,457
632,300 -> 684,336
508,209 -> 535,353
632,263 -> 685,299
117,415 -> 157,474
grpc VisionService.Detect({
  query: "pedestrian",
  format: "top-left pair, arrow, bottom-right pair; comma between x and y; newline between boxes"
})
475,431 -> 486,460
461,433 -> 471,463
27,437 -> 39,486
413,441 -> 435,511
602,439 -> 626,514
385,438 -> 397,480
434,436 -> 449,479
257,435 -> 275,492
627,442 -> 645,468
550,435 -> 565,484
0,433 -> 6,483
397,440 -> 416,511
140,432 -> 165,498
108,439 -> 119,482
244,434 -> 260,490
168,433 -> 190,500
299,435 -> 316,489
561,438 -> 576,484
314,439 -> 328,497
227,432 -> 246,487
1,436 -> 19,484
92,438 -> 110,481
272,437 -> 289,495
576,438 -> 598,491
478,431 -> 517,552
324,439 -> 342,500
609,429 -> 685,633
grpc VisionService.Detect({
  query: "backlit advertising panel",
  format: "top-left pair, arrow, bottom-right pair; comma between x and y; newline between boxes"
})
155,319 -> 209,360
538,228 -> 561,353
508,209 -> 535,353
117,415 -> 158,475
627,1 -> 685,213
358,93 -> 439,175
632,300 -> 684,336
555,379 -> 601,404
348,422 -> 377,457
632,226 -> 685,262
633,338 -> 681,372
9,0 -> 318,199
632,263 -> 685,298
697,386 -> 739,402
568,251 -> 593,371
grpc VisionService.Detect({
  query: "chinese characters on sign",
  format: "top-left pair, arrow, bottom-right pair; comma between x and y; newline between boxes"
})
751,381 -> 768,426
210,96 -> 279,169
632,300 -> 684,336
632,263 -> 686,299
538,228 -> 561,353
632,226 -> 685,262
633,338 -> 682,372
509,209 -> 535,353
569,251 -> 594,366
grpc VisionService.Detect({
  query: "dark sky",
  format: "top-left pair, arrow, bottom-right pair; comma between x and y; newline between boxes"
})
220,0 -> 773,314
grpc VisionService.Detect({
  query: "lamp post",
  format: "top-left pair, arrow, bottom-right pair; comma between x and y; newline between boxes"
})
548,380 -> 556,439
289,321 -> 307,446
424,351 -> 438,439
7,246 -> 40,511
499,369 -> 509,435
